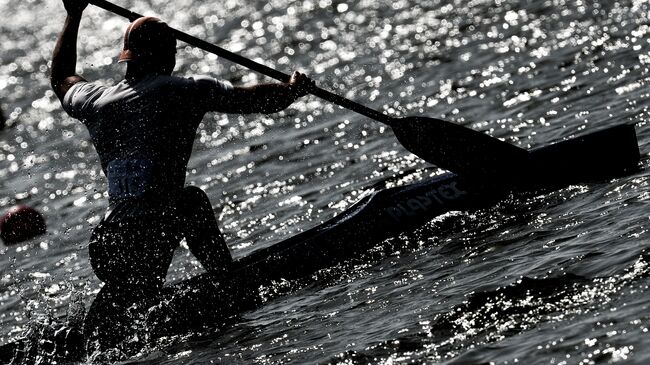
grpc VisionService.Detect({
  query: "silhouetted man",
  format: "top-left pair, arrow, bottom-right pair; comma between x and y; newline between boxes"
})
51,0 -> 312,355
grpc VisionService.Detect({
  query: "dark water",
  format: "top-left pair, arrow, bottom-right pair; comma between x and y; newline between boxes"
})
2,0 -> 650,363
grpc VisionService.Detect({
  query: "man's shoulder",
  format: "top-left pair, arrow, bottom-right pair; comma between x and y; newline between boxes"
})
66,80 -> 107,96
63,80 -> 109,109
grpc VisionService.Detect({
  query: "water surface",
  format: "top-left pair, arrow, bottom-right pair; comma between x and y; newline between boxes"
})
1,0 -> 649,363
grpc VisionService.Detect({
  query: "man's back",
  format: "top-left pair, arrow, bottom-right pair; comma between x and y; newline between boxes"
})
63,74 -> 232,198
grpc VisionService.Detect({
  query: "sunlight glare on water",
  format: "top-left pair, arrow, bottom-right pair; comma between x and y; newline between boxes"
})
0,0 -> 649,363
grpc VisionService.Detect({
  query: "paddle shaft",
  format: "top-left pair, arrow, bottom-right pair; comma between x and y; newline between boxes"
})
88,0 -> 392,125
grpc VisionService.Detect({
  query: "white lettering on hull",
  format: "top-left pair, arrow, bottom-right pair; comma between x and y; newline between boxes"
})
386,182 -> 467,221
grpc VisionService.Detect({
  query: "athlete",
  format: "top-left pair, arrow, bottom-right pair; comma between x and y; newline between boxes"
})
51,0 -> 313,297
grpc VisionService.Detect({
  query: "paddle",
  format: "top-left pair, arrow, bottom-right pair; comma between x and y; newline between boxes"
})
88,0 -> 529,180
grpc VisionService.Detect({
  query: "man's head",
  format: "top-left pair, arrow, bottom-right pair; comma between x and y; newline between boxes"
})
119,17 -> 176,75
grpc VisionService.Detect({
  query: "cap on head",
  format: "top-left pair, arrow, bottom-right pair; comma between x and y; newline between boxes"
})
118,16 -> 176,63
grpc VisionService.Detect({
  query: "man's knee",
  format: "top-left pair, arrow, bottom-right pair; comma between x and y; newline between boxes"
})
181,186 -> 210,206
179,186 -> 217,220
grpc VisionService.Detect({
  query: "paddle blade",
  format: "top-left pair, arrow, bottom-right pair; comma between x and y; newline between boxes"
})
391,116 -> 529,181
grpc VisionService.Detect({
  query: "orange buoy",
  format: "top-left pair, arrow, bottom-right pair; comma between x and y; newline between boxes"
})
0,205 -> 47,244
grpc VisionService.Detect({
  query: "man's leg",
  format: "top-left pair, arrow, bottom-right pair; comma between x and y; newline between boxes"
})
83,283 -> 161,357
85,208 -> 178,355
178,187 -> 232,280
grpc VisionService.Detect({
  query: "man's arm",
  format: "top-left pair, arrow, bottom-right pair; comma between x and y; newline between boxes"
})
51,0 -> 89,102
215,71 -> 314,114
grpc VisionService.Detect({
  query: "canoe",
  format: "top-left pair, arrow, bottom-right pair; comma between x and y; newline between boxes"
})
156,123 -> 641,333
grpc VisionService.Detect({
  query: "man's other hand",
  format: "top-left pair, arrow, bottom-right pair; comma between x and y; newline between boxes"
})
288,71 -> 315,98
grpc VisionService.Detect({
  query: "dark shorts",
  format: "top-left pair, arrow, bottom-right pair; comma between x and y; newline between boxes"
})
89,186 -> 231,289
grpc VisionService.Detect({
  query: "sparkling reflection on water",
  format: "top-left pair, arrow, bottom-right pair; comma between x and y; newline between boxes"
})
1,0 -> 649,363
